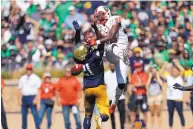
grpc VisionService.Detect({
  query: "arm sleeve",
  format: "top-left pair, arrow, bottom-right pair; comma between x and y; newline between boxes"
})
56,79 -> 61,92
130,75 -> 135,85
74,30 -> 81,45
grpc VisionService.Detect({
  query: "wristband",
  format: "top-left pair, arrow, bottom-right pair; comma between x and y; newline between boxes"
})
96,40 -> 101,45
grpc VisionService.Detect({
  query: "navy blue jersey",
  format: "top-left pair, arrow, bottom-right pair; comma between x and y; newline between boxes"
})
73,29 -> 104,88
74,48 -> 104,88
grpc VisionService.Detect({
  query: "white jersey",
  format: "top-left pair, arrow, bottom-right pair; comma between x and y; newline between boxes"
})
97,15 -> 129,65
97,15 -> 128,46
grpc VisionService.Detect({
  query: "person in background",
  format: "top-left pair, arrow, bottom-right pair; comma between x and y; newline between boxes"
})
105,64 -> 125,129
64,5 -> 86,30
56,67 -> 82,129
128,62 -> 149,127
1,77 -> 9,129
159,59 -> 185,129
37,72 -> 56,129
18,64 -> 41,129
146,65 -> 163,129
129,47 -> 150,74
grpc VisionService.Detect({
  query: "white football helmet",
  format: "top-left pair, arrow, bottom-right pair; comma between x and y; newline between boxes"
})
94,6 -> 111,24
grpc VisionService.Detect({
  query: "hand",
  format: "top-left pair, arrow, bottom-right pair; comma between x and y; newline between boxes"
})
173,83 -> 184,91
86,38 -> 97,46
77,99 -> 81,107
33,98 -> 37,105
72,20 -> 80,30
37,103 -> 41,111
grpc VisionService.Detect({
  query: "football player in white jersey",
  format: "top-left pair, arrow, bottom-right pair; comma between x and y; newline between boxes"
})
87,6 -> 129,114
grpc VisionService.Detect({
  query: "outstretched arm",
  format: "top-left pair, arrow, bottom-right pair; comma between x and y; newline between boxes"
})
91,22 -> 103,39
173,83 -> 193,91
96,23 -> 119,45
73,20 -> 81,45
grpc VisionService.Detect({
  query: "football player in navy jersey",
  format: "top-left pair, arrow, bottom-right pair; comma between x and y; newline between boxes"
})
71,20 -> 109,129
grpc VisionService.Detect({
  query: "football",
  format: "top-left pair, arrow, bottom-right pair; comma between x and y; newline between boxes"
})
71,64 -> 83,76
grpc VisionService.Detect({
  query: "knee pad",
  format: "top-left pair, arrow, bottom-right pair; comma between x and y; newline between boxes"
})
118,83 -> 126,90
101,114 -> 109,122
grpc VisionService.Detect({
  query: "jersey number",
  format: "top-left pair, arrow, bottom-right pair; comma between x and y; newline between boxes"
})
83,63 -> 94,76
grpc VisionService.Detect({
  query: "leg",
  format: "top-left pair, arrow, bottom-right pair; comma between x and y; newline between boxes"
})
21,105 -> 28,129
149,104 -> 156,128
117,99 -> 125,129
21,96 -> 29,129
109,101 -> 116,129
62,106 -> 71,129
128,94 -> 137,125
154,95 -> 162,128
72,105 -> 81,129
130,112 -> 136,125
38,101 -> 47,127
46,105 -> 54,129
155,104 -> 162,128
84,88 -> 96,129
167,100 -> 175,128
1,98 -> 8,129
175,101 -> 185,127
95,85 -> 110,121
111,59 -> 128,106
140,95 -> 148,125
30,105 -> 40,129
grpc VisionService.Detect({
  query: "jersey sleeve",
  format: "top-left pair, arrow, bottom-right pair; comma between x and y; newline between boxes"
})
130,74 -> 136,85
111,16 -> 121,25
74,30 -> 81,45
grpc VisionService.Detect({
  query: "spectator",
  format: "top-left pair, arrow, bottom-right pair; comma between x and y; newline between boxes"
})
129,47 -> 150,74
1,42 -> 10,71
64,5 -> 87,30
159,59 -> 185,129
105,64 -> 125,129
37,72 -> 56,129
1,77 -> 9,129
56,67 -> 82,129
147,66 -> 163,129
18,64 -> 41,129
128,62 -> 149,126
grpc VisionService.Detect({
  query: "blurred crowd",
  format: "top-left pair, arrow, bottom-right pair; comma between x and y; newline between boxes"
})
1,1 -> 193,72
1,1 -> 193,129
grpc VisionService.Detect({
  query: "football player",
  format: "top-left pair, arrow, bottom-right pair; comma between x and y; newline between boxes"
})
87,6 -> 129,113
71,20 -> 109,129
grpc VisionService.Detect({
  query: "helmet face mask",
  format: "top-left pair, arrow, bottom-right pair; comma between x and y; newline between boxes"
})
94,6 -> 111,24
73,43 -> 89,61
